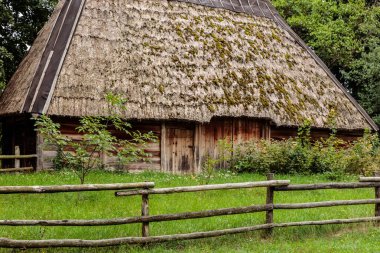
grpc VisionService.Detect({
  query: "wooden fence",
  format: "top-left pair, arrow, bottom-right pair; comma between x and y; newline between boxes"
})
1,175 -> 380,248
0,146 -> 37,173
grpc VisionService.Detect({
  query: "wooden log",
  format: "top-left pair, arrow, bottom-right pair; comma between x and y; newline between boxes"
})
14,146 -> 20,169
141,194 -> 149,237
274,199 -> 380,209
0,167 -> 34,173
374,172 -> 380,226
1,216 -> 379,248
160,122 -> 166,172
264,173 -> 274,237
0,204 -> 272,226
0,182 -> 155,194
359,177 -> 380,182
274,182 -> 380,191
0,154 -> 38,159
36,130 -> 44,171
115,180 -> 290,197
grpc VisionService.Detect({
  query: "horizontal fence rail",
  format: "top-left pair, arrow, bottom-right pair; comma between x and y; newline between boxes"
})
0,155 -> 38,159
274,182 -> 380,191
1,175 -> 380,248
1,217 -> 380,248
115,180 -> 290,196
0,204 -> 273,226
0,167 -> 34,173
360,177 -> 380,182
0,182 -> 154,194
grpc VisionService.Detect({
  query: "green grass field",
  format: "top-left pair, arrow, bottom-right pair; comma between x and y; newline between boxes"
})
0,171 -> 379,252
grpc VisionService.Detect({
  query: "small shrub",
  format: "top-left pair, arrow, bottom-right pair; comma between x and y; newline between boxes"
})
35,93 -> 157,184
232,123 -> 379,177
197,138 -> 234,184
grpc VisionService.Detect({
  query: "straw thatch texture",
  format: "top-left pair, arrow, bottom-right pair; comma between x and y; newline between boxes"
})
0,1 -> 64,115
0,0 -> 374,130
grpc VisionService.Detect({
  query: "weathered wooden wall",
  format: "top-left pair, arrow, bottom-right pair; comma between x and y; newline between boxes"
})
161,118 -> 268,173
39,118 -> 161,172
271,126 -> 365,142
39,117 -> 269,173
35,117 -> 366,173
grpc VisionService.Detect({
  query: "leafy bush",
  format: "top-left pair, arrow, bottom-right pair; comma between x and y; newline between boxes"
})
232,125 -> 379,177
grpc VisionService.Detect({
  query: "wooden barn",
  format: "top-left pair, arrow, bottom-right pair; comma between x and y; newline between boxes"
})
0,0 -> 378,173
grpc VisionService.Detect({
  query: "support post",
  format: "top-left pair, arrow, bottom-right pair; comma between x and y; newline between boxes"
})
141,193 -> 149,237
160,123 -> 166,172
374,172 -> 380,226
14,146 -> 20,169
264,173 -> 274,237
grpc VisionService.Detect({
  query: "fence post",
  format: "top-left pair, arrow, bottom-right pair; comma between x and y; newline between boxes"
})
14,146 -> 20,169
264,173 -> 274,237
141,192 -> 149,237
374,172 -> 380,226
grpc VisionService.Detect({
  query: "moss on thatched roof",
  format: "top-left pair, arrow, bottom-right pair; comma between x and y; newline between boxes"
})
0,0 -> 377,130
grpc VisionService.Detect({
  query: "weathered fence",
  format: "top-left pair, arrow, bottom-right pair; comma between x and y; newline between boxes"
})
1,175 -> 380,248
0,146 -> 37,173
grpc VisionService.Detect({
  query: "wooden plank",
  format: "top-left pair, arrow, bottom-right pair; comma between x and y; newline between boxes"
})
42,150 -> 57,158
1,217 -> 379,248
125,163 -> 161,171
264,173 -> 274,237
275,182 -> 380,191
165,123 -> 195,173
0,182 -> 154,194
0,167 -> 34,173
116,180 -> 290,196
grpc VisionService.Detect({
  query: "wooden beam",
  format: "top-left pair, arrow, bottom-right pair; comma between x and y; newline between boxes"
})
0,155 -> 38,159
0,167 -> 34,173
275,199 -> 380,209
0,217 -> 379,248
14,146 -> 20,168
36,130 -> 44,171
359,177 -> 380,182
116,181 -> 290,196
0,182 -> 155,194
160,123 -> 166,172
0,204 -> 271,226
264,173 -> 274,237
275,182 -> 380,191
141,194 -> 149,237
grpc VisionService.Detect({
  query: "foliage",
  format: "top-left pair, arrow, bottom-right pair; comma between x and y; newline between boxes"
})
272,0 -> 380,126
0,0 -> 57,90
34,94 -> 157,184
233,123 -> 379,178
344,46 -> 380,125
198,138 -> 234,184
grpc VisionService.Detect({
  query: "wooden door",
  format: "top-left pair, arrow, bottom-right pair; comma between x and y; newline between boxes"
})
164,124 -> 195,173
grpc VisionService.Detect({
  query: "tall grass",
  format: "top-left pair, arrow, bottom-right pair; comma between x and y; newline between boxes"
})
0,171 -> 378,252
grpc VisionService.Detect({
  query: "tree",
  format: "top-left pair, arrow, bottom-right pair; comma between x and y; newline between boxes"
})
35,94 -> 157,184
272,0 -> 380,126
345,47 -> 380,125
0,0 -> 57,89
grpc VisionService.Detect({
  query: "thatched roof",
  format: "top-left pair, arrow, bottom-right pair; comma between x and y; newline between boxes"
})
0,0 -> 378,131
